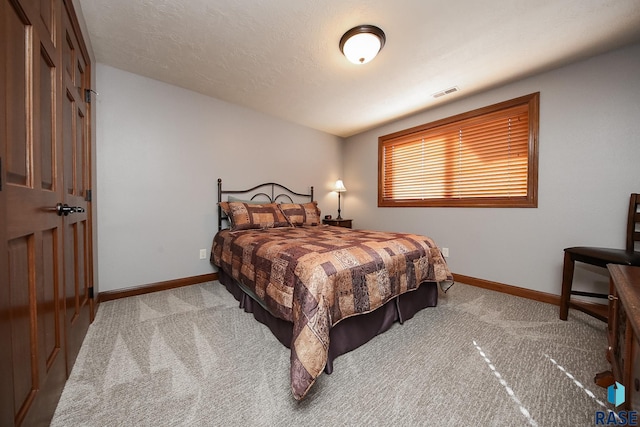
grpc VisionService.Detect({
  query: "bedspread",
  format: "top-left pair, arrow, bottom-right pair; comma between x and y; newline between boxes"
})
212,225 -> 454,400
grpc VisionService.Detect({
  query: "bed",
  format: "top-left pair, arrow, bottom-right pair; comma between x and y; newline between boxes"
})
210,179 -> 454,400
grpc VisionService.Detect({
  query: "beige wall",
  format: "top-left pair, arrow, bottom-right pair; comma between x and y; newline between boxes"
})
94,40 -> 640,297
343,42 -> 640,297
95,64 -> 343,292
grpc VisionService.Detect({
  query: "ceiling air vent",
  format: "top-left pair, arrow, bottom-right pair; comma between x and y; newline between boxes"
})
432,86 -> 460,98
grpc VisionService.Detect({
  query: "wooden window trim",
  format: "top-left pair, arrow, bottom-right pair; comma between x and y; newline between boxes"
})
378,92 -> 539,208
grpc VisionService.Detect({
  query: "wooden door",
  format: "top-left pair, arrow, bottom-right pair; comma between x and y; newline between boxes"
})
1,2 -> 12,425
61,1 -> 92,374
1,0 -> 93,425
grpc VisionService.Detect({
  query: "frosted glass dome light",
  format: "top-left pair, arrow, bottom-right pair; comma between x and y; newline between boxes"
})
339,25 -> 386,65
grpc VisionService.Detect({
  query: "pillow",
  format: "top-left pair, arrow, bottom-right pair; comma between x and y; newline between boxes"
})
220,196 -> 270,227
278,202 -> 321,226
219,202 -> 290,231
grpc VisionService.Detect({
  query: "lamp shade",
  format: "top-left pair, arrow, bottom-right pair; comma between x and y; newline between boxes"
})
334,180 -> 347,192
339,25 -> 385,64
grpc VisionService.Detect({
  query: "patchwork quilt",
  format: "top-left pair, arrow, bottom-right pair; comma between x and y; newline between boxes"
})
212,225 -> 454,400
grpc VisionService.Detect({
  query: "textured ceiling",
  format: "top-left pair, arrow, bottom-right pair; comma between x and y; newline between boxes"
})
78,0 -> 640,138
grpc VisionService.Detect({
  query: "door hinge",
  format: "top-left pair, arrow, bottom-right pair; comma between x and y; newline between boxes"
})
85,189 -> 92,202
88,286 -> 94,299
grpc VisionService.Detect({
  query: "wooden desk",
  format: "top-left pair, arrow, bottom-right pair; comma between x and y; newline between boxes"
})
602,264 -> 640,410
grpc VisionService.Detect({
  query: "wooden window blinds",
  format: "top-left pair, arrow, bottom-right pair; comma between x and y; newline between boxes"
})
378,92 -> 539,207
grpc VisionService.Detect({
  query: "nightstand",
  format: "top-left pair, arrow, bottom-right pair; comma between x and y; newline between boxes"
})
322,218 -> 353,229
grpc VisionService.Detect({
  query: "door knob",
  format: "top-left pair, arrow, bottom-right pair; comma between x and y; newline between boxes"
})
56,203 -> 85,216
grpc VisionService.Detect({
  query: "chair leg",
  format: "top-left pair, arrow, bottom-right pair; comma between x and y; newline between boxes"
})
559,251 -> 575,320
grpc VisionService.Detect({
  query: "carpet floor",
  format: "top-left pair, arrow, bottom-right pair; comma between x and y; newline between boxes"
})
51,281 -> 613,426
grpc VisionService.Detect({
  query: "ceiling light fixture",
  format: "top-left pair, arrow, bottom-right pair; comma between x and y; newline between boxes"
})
339,25 -> 386,65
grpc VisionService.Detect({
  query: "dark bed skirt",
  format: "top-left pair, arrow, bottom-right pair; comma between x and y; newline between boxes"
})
217,269 -> 438,374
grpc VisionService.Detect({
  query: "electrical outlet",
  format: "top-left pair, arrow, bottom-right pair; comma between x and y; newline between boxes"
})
199,249 -> 207,259
441,247 -> 449,258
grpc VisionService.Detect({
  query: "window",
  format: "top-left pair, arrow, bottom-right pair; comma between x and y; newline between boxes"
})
378,92 -> 539,207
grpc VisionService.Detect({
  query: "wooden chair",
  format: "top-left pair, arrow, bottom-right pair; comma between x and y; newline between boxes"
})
559,193 -> 640,321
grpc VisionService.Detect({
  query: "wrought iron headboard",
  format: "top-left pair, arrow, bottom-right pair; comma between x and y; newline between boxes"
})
217,178 -> 314,231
